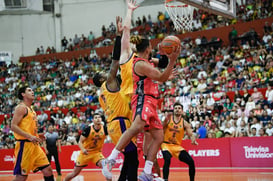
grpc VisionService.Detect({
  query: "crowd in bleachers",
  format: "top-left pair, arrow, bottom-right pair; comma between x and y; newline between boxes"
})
35,1 -> 273,55
1,0 -> 273,149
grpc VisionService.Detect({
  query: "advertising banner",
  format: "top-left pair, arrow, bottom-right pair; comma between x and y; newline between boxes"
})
1,137 -> 272,171
184,137 -> 231,167
0,149 -> 15,171
230,137 -> 273,167
0,51 -> 12,64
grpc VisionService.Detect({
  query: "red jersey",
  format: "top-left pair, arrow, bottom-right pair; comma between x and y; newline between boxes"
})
132,57 -> 159,98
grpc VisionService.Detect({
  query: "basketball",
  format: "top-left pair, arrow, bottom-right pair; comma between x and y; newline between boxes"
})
161,35 -> 181,55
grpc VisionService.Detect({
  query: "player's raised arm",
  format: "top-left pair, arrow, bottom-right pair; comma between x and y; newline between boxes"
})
106,16 -> 123,91
120,0 -> 139,64
135,45 -> 180,82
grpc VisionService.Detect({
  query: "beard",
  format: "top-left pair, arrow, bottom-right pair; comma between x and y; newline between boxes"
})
174,112 -> 182,117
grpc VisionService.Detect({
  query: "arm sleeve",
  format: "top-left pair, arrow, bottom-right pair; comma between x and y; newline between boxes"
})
112,35 -> 122,61
82,126 -> 91,137
103,125 -> 108,135
158,54 -> 169,68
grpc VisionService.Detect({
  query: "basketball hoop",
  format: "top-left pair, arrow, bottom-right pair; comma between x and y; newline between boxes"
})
165,0 -> 194,32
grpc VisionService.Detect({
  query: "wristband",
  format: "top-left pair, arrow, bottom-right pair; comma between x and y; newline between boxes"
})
112,35 -> 121,60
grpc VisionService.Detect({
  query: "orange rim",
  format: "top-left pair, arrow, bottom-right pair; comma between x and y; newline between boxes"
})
165,0 -> 189,8
165,0 -> 174,3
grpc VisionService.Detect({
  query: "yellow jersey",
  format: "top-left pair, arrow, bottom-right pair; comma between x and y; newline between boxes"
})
14,105 -> 38,140
119,52 -> 136,97
99,82 -> 132,123
82,125 -> 106,152
163,116 -> 185,145
99,53 -> 135,123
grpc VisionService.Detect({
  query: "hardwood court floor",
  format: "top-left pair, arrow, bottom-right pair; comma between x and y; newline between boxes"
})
1,168 -> 273,181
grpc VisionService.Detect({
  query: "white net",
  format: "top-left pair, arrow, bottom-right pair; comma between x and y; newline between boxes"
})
165,0 -> 194,32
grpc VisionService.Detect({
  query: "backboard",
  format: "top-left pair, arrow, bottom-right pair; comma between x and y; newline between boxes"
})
178,0 -> 236,19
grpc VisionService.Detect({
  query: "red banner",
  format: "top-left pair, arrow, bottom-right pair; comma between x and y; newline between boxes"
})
183,137 -> 231,167
230,137 -> 273,167
0,149 -> 15,171
1,137 -> 272,171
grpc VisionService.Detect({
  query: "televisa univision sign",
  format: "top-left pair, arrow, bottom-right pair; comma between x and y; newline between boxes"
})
231,137 -> 273,167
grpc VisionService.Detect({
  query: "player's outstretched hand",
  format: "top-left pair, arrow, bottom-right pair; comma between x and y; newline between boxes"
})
116,16 -> 123,35
127,0 -> 139,11
191,135 -> 198,145
28,135 -> 42,144
167,45 -> 181,63
38,133 -> 45,140
168,68 -> 178,80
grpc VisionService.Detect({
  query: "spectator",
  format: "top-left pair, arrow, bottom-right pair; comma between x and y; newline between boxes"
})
262,31 -> 272,45
73,34 -> 80,46
242,88 -> 251,104
251,87 -> 263,103
38,109 -> 49,125
88,31 -> 95,47
250,116 -> 262,136
258,128 -> 267,136
197,125 -> 207,138
229,26 -> 238,47
249,127 -> 257,137
245,97 -> 256,116
265,85 -> 273,108
260,111 -> 271,127
224,122 -> 235,137
108,22 -> 116,35
40,45 -> 44,54
265,122 -> 273,136
263,104 -> 272,115
35,47 -> 40,55
66,130 -> 77,145
263,21 -> 272,33
236,118 -> 249,137
61,36 -> 68,51
191,116 -> 200,130
46,46 -> 52,54
64,112 -> 72,125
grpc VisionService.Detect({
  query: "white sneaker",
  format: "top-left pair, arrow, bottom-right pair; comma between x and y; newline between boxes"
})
152,173 -> 164,181
138,171 -> 153,181
101,159 -> 113,179
107,158 -> 116,171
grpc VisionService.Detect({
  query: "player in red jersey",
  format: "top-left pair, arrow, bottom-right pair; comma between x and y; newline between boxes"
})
102,35 -> 180,181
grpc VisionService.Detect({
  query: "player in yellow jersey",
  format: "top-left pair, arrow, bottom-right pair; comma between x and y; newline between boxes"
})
11,86 -> 54,181
161,102 -> 198,181
64,113 -> 111,181
92,2 -> 139,180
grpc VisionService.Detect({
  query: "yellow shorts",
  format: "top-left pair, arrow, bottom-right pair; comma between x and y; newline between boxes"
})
107,117 -> 132,145
161,143 -> 184,159
14,140 -> 49,175
107,117 -> 137,152
76,150 -> 104,167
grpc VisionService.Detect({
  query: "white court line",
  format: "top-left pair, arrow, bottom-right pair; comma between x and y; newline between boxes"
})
260,173 -> 273,175
1,167 -> 273,174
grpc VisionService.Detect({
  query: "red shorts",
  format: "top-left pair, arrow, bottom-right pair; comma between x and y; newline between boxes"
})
132,95 -> 162,131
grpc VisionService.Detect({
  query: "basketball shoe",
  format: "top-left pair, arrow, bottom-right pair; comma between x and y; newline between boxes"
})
101,159 -> 115,179
138,171 -> 153,181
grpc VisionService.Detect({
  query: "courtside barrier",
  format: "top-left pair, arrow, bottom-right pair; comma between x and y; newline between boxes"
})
0,137 -> 272,171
